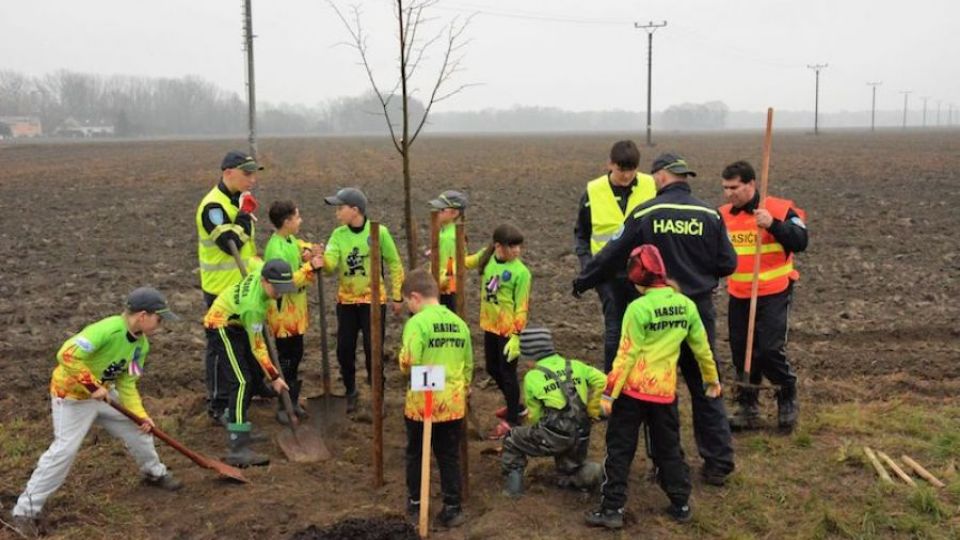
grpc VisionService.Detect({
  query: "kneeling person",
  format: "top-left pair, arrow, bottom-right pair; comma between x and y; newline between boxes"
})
12,288 -> 181,531
398,269 -> 473,529
501,326 -> 605,497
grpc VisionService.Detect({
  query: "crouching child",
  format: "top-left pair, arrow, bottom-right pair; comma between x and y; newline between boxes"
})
398,269 -> 473,529
501,326 -> 606,497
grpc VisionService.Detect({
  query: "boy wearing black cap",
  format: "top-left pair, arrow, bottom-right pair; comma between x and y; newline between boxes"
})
428,190 -> 469,312
500,326 -> 606,498
204,258 -> 321,466
12,288 -> 182,531
196,150 -> 265,421
318,187 -> 405,413
585,245 -> 722,528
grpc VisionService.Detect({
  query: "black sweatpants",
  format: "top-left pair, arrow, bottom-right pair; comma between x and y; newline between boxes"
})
728,286 -> 797,389
203,291 -> 226,418
335,303 -> 387,396
484,331 -> 520,425
276,334 -> 304,402
596,278 -> 639,373
405,418 -> 463,507
439,293 -> 458,313
677,293 -> 735,475
211,326 -> 259,426
601,395 -> 690,511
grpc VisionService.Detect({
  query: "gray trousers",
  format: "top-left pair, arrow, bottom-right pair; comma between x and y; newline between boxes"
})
501,410 -> 589,475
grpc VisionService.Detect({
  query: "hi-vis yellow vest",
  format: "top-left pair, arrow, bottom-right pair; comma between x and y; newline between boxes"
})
196,186 -> 256,295
586,174 -> 656,254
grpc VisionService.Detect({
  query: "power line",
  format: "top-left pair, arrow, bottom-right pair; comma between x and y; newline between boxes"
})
438,3 -> 623,25
635,21 -> 667,147
867,82 -> 882,131
807,64 -> 828,135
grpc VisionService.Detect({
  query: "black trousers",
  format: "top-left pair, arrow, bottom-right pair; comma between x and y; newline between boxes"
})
405,418 -> 463,507
677,293 -> 735,475
484,331 -> 520,425
601,395 -> 690,510
728,286 -> 797,393
276,334 -> 304,402
439,293 -> 458,313
335,303 -> 387,396
596,278 -> 639,373
204,292 -> 230,417
210,326 -> 258,426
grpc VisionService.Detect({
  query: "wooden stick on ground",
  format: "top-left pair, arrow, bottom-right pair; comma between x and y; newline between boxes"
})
877,450 -> 916,487
863,446 -> 893,484
902,454 -> 946,488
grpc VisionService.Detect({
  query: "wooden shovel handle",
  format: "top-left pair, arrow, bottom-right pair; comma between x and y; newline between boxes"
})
107,399 -> 211,469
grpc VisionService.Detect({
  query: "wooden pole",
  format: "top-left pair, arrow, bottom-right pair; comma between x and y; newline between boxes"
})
418,391 -> 434,538
455,217 -> 469,500
863,446 -> 894,484
370,221 -> 384,487
430,210 -> 441,283
743,107 -> 774,378
877,450 -> 916,487
902,454 -> 946,488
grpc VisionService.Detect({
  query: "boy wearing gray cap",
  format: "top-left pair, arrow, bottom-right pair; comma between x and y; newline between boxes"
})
500,326 -> 606,497
428,190 -> 469,312
12,288 -> 182,532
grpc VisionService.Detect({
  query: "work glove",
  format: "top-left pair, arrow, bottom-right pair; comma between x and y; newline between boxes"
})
503,334 -> 521,363
239,191 -> 259,215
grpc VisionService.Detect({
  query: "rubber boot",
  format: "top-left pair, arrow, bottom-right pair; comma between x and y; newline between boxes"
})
584,507 -> 624,529
777,384 -> 799,431
225,424 -> 270,467
437,504 -> 466,528
503,469 -> 523,498
346,390 -> 359,414
291,380 -> 308,418
729,387 -> 761,431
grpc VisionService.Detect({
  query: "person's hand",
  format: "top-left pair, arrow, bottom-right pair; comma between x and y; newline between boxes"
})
600,395 -> 613,418
391,301 -> 404,316
704,382 -> 722,399
754,209 -> 773,229
309,252 -> 325,270
272,377 -> 290,394
503,334 -> 521,362
571,279 -> 583,299
239,191 -> 259,215
138,417 -> 156,434
90,386 -> 109,401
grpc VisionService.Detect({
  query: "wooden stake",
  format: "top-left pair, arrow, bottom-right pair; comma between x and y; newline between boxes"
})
877,450 -> 916,486
429,210 -> 441,284
902,454 -> 946,488
455,217 -> 469,500
863,446 -> 893,484
419,391 -> 434,538
370,221 -> 384,488
743,107 -> 774,378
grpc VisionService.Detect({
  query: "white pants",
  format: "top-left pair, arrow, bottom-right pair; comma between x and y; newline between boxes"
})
12,395 -> 167,518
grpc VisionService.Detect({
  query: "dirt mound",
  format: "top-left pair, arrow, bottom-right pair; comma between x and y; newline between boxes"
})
290,516 -> 417,540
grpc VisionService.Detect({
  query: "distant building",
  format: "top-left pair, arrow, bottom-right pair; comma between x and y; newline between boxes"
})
0,116 -> 43,138
56,117 -> 115,138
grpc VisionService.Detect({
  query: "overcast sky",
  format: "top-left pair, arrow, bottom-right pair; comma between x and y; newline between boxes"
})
3,0 -> 958,113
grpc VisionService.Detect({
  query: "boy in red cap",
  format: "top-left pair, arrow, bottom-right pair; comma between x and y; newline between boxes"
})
585,245 -> 722,529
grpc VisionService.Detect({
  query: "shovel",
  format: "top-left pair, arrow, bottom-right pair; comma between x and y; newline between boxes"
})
307,273 -> 347,431
227,240 -> 331,463
107,398 -> 248,483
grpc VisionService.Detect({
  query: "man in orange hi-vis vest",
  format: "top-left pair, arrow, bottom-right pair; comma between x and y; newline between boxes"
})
719,160 -> 808,432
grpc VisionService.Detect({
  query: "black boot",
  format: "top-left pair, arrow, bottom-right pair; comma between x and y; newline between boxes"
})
346,390 -> 359,414
665,501 -> 692,523
730,387 -> 761,431
777,384 -> 799,431
224,425 -> 270,467
291,380 -> 308,418
585,507 -> 624,529
437,504 -> 465,528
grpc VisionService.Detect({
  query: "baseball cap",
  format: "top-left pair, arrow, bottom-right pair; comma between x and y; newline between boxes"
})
127,287 -> 179,320
221,150 -> 263,172
519,326 -> 556,361
324,187 -> 368,214
627,244 -> 668,287
261,259 -> 297,295
429,190 -> 469,210
650,153 -> 697,177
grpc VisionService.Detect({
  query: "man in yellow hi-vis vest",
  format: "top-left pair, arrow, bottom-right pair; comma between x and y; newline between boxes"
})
196,150 -> 262,421
573,140 -> 656,372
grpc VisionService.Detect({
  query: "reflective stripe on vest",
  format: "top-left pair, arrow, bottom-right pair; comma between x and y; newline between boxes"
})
720,196 -> 804,299
586,174 -> 656,254
196,186 -> 256,295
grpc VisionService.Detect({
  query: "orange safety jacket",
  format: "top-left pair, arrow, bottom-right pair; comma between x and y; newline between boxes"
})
719,196 -> 806,299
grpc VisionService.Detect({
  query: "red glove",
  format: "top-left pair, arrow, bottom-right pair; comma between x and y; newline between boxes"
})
239,191 -> 259,214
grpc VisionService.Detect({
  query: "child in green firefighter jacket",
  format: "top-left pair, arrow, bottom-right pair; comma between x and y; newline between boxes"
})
500,326 -> 606,498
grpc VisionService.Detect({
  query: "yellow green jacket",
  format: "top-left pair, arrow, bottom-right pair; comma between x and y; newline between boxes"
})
322,220 -> 404,304
50,315 -> 151,419
606,287 -> 718,404
264,233 -> 317,338
523,354 -> 606,424
466,253 -> 531,337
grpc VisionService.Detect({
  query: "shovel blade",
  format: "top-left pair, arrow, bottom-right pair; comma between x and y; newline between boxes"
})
276,425 -> 332,463
206,458 -> 251,483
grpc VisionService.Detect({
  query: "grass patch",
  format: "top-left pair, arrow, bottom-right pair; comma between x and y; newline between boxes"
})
907,487 -> 948,521
932,432 -> 960,460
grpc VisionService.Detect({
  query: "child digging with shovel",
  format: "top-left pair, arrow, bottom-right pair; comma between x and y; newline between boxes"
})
11,288 -> 182,536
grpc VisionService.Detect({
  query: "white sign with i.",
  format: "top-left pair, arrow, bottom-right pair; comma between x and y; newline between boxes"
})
411,365 -> 445,392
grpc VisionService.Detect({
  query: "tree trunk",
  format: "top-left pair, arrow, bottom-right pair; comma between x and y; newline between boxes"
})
398,0 -> 417,268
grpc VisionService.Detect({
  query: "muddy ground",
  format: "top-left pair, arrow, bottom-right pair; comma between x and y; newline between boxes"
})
0,130 -> 958,539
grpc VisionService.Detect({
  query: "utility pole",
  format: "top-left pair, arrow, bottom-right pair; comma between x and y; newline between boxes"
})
900,91 -> 912,129
807,64 -> 828,135
937,100 -> 942,126
242,0 -> 258,158
635,20 -> 667,147
922,96 -> 929,127
867,81 -> 882,131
